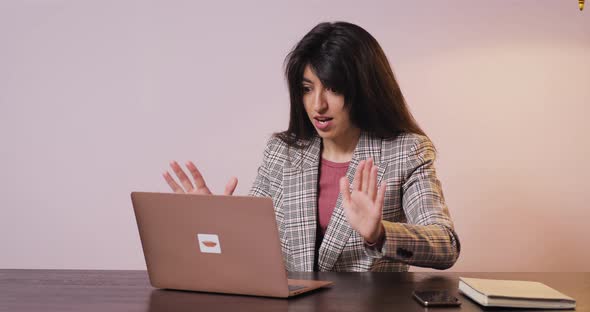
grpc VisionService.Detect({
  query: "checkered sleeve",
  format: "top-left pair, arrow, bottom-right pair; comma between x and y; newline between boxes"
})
249,137 -> 275,198
364,136 -> 460,269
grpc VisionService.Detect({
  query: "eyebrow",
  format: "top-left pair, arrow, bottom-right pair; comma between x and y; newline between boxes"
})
302,77 -> 313,83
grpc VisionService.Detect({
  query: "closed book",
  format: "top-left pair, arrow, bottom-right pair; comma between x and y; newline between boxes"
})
458,277 -> 576,309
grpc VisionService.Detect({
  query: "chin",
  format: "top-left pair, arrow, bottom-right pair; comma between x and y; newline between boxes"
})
315,131 -> 335,140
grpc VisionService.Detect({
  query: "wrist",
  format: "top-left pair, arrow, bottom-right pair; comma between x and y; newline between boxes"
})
365,223 -> 385,245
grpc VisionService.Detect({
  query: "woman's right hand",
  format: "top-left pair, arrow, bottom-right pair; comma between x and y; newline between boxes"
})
163,161 -> 238,195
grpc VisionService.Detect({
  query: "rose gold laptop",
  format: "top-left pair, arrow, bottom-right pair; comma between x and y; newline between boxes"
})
131,192 -> 333,298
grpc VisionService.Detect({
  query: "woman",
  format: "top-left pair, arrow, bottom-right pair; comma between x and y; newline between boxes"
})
163,22 -> 460,272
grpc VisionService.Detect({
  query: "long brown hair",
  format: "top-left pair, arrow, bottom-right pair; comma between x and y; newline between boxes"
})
277,21 -> 425,147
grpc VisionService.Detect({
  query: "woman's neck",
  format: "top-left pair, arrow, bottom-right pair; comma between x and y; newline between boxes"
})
321,128 -> 361,163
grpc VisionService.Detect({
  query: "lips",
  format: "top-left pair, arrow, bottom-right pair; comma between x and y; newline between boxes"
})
313,117 -> 333,131
314,116 -> 333,122
202,241 -> 217,247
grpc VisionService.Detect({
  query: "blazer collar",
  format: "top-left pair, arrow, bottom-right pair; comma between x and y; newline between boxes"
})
297,131 -> 382,169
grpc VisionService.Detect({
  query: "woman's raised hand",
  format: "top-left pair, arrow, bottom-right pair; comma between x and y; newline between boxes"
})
163,161 -> 238,195
339,158 -> 387,243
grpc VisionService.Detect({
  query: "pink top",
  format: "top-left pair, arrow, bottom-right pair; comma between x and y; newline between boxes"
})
317,158 -> 350,239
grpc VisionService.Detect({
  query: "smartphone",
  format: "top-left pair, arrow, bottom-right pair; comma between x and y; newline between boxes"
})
413,290 -> 461,307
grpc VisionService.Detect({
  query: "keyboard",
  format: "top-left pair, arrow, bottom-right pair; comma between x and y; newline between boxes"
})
288,284 -> 307,292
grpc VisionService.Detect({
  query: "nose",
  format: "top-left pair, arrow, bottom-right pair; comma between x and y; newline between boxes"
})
312,88 -> 328,113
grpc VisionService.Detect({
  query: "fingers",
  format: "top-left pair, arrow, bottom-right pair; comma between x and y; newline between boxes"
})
352,160 -> 365,191
163,171 -> 184,193
361,158 -> 372,193
170,161 -> 194,192
354,158 -> 380,199
224,177 -> 238,196
165,161 -> 236,195
186,161 -> 208,191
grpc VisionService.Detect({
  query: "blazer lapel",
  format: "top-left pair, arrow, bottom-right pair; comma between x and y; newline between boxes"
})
317,132 -> 388,271
283,136 -> 321,272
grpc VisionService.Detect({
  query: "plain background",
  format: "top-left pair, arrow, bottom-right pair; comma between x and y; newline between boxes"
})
1,0 -> 588,271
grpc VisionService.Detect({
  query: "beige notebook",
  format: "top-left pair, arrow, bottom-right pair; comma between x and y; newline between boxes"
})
458,277 -> 576,309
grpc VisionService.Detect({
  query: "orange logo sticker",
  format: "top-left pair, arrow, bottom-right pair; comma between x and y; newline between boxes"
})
197,234 -> 221,254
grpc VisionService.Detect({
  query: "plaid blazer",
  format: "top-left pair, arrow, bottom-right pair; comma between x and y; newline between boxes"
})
249,131 -> 460,272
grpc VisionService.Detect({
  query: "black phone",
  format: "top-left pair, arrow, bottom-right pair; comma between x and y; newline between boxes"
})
413,290 -> 461,307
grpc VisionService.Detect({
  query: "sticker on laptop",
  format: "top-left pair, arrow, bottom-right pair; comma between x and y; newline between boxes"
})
197,234 -> 221,254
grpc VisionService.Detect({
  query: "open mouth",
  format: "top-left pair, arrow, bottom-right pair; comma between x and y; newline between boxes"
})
314,117 -> 333,125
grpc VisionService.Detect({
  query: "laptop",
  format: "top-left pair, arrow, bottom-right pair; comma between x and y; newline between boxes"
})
131,192 -> 333,298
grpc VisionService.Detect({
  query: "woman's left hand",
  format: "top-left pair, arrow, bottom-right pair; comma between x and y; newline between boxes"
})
339,158 -> 387,244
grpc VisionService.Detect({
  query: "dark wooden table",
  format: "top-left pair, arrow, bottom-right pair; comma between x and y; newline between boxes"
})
1,270 -> 588,311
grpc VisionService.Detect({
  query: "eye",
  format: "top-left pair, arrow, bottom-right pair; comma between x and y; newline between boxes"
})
326,87 -> 340,94
302,85 -> 312,93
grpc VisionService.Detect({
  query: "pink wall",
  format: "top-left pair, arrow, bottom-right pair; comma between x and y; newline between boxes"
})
0,0 -> 588,271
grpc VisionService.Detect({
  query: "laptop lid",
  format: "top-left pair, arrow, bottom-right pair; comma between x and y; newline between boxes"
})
131,192 -> 291,298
